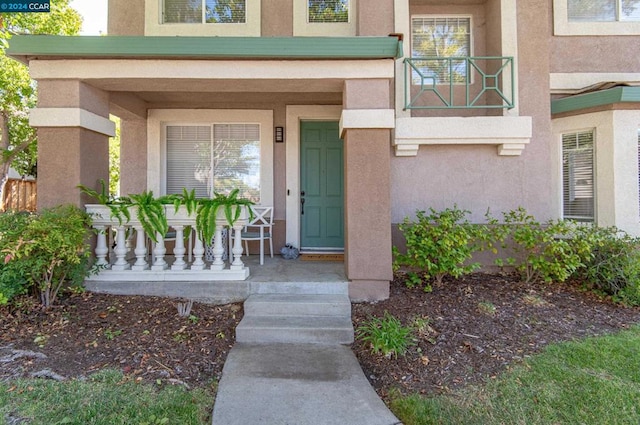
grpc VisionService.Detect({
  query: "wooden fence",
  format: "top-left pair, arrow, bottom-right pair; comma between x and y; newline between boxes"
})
1,179 -> 37,212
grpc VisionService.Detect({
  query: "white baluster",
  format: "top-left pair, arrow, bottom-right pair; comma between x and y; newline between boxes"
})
131,226 -> 149,271
230,222 -> 245,270
151,231 -> 168,270
171,225 -> 187,270
94,225 -> 109,268
112,226 -> 131,271
191,233 -> 205,270
210,224 -> 225,271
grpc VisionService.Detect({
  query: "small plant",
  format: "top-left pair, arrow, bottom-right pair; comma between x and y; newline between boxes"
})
393,206 -> 488,288
522,293 -> 548,307
478,301 -> 497,316
357,311 -> 415,359
104,329 -> 122,340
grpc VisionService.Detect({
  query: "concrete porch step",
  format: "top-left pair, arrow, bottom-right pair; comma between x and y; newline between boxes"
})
244,294 -> 352,317
236,315 -> 354,344
250,281 -> 349,296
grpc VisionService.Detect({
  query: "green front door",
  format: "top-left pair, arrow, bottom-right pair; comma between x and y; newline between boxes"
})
300,121 -> 344,251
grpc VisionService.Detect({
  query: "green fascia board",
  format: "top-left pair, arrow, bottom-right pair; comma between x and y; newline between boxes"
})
551,86 -> 640,114
7,35 -> 403,60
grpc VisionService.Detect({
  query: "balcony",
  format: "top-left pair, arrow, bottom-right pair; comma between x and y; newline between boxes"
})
393,56 -> 531,157
404,56 -> 514,110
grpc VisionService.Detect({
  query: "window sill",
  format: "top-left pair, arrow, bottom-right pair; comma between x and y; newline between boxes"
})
393,116 -> 532,157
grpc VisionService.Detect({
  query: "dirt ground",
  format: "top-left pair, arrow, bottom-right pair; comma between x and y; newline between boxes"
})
1,272 -> 639,401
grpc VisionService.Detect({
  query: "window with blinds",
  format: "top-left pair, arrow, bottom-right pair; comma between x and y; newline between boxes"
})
411,16 -> 471,84
308,0 -> 349,23
562,131 -> 595,222
164,0 -> 246,24
568,0 -> 640,22
166,124 -> 260,202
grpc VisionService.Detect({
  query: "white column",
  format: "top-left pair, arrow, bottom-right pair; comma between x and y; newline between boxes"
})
230,222 -> 245,270
151,232 -> 168,270
111,226 -> 131,271
171,225 -> 187,270
131,226 -> 149,271
191,234 -> 206,270
94,225 -> 109,268
210,224 -> 225,271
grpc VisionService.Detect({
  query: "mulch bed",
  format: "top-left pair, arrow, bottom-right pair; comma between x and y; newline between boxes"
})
1,272 -> 639,402
351,273 -> 640,400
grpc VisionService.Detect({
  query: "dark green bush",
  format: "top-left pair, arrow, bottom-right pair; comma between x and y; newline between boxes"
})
0,205 -> 93,307
574,226 -> 640,306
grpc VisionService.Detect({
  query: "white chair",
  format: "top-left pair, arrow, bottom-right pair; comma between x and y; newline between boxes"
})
240,206 -> 274,265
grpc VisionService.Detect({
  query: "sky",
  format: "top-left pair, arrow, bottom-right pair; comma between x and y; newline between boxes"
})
69,0 -> 108,35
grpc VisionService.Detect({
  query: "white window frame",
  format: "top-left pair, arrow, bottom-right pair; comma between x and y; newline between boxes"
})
410,14 -> 473,86
561,129 -> 596,222
147,109 -> 273,207
293,0 -> 356,36
554,0 -> 640,35
145,0 -> 261,36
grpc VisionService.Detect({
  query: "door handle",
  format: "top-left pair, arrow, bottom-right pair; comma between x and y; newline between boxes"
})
300,191 -> 305,215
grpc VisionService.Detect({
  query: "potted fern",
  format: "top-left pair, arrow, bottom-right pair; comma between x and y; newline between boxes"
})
79,181 -> 254,244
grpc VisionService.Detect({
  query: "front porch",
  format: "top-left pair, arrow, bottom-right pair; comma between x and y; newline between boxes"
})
85,255 -> 348,305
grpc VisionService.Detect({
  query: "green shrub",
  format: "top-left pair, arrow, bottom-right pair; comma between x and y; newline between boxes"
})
575,226 -> 640,306
393,207 -> 487,288
491,208 -> 590,283
357,311 -> 415,358
0,205 -> 93,307
0,211 -> 33,304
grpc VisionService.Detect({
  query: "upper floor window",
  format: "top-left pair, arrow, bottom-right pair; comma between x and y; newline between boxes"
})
568,0 -> 640,22
163,0 -> 246,24
308,0 -> 349,23
293,0 -> 355,36
411,16 -> 471,84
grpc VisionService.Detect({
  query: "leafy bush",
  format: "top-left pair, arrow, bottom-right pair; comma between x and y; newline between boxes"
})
357,311 -> 415,358
393,207 -> 487,288
489,208 -> 590,284
0,205 -> 93,307
575,226 -> 640,306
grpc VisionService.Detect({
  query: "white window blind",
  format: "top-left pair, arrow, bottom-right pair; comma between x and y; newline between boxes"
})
568,0 -> 640,22
164,0 -> 246,24
411,16 -> 471,84
562,131 -> 595,222
166,124 -> 260,202
308,0 -> 349,23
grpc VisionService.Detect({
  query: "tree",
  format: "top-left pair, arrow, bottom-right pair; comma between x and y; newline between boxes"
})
0,0 -> 82,207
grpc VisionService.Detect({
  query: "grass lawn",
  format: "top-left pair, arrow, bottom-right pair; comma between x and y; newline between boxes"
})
390,325 -> 640,425
1,328 -> 639,424
0,370 -> 214,425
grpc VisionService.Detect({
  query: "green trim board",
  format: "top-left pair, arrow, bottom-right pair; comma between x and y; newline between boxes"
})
551,86 -> 640,115
7,35 -> 403,61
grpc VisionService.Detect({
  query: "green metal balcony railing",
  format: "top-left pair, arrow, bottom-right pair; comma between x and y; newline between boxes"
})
404,56 -> 515,110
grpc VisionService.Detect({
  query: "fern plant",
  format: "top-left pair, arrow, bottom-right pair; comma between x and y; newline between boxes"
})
196,189 -> 255,243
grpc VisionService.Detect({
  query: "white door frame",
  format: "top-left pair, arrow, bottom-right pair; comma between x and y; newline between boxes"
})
285,105 -> 343,249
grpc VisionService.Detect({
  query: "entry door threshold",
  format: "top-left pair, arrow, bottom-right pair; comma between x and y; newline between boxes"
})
300,249 -> 344,254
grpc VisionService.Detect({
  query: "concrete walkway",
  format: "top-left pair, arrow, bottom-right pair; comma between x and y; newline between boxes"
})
211,343 -> 401,425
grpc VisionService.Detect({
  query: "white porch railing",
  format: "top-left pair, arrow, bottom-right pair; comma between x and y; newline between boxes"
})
85,204 -> 250,281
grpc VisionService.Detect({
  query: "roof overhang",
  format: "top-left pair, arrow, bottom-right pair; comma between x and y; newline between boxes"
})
7,35 -> 404,63
551,86 -> 640,115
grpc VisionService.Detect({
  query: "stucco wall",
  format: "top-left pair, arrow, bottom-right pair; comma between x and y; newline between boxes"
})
108,0 -> 145,36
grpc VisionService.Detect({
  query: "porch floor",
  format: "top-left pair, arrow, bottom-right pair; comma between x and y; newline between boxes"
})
84,255 -> 348,304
